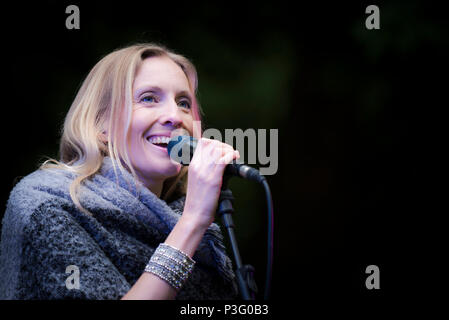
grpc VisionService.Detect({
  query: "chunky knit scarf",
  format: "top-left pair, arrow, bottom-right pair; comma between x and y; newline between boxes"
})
0,157 -> 237,299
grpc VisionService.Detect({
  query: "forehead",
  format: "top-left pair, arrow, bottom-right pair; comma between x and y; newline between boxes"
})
133,55 -> 190,91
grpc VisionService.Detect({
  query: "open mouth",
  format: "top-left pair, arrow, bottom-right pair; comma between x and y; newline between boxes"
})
146,136 -> 170,149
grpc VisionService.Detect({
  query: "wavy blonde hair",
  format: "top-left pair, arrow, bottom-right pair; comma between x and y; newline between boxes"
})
41,43 -> 203,215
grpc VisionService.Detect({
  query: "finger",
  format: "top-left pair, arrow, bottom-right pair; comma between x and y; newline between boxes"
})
211,141 -> 233,163
216,150 -> 237,165
206,141 -> 231,160
191,138 -> 211,162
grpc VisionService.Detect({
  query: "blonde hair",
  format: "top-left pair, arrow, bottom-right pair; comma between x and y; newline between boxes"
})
41,43 -> 203,215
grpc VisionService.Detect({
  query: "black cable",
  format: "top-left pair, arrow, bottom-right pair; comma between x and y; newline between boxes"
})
260,177 -> 273,300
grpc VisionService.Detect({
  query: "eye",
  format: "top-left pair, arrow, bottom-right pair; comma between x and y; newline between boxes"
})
140,94 -> 158,104
178,99 -> 191,109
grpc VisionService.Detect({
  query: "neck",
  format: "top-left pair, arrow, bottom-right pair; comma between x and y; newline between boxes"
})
141,177 -> 164,198
118,158 -> 164,198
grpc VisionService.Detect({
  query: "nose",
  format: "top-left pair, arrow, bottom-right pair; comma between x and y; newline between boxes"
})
159,100 -> 183,128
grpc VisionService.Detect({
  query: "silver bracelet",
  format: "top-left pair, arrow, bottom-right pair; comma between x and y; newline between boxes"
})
144,243 -> 196,291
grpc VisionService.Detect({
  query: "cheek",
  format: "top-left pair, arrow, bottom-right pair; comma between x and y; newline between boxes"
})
182,114 -> 196,136
126,117 -> 149,156
129,109 -> 155,138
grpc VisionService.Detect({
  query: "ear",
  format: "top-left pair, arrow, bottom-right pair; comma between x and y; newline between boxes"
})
98,131 -> 108,144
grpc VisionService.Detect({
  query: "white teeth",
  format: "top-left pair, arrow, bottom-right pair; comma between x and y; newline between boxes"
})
147,136 -> 170,145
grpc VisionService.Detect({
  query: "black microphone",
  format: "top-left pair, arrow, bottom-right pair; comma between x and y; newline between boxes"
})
167,135 -> 265,183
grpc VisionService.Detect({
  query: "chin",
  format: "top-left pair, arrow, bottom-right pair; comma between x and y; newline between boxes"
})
150,162 -> 182,179
162,165 -> 182,178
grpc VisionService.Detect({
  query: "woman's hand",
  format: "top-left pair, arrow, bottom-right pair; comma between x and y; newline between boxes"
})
182,138 -> 240,229
124,138 -> 239,300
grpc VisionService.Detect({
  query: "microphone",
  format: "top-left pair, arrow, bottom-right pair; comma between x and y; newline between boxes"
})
167,135 -> 265,183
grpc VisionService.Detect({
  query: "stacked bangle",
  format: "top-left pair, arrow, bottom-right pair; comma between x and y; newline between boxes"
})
144,243 -> 196,291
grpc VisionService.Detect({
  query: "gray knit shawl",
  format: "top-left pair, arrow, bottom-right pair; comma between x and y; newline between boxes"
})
0,157 -> 237,299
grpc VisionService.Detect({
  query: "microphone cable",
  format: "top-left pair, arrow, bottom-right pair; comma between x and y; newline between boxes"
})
259,176 -> 273,300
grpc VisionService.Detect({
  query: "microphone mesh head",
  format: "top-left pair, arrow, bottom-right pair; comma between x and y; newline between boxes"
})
167,134 -> 196,165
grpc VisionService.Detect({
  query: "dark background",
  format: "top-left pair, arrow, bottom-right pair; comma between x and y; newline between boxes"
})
1,0 -> 445,306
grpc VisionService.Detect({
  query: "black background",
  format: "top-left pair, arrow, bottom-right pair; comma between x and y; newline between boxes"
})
1,0 -> 445,309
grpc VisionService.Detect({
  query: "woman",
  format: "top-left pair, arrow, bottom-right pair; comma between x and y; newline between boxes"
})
0,43 -> 240,299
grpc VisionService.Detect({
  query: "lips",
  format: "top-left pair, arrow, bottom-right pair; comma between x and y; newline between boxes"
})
145,134 -> 172,154
147,135 -> 170,147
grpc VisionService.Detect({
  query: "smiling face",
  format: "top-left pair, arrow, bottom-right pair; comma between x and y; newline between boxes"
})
127,55 -> 194,190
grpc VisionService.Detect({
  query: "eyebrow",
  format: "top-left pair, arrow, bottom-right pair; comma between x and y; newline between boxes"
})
134,85 -> 193,101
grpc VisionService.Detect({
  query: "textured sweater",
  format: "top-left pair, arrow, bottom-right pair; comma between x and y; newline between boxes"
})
0,157 -> 237,300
